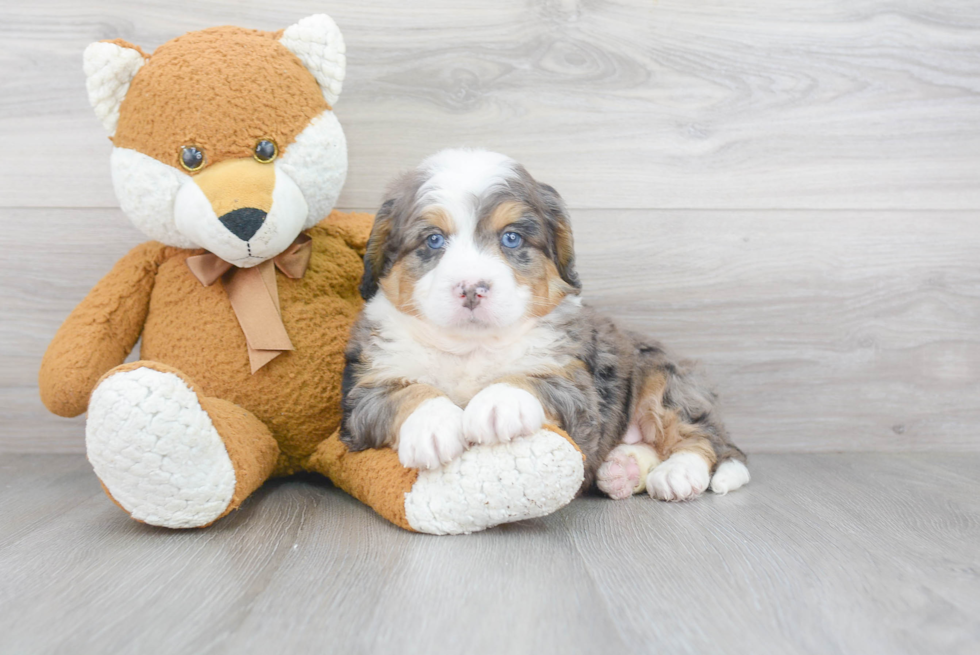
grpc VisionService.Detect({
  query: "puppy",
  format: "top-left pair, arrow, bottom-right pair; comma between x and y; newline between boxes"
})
340,149 -> 749,501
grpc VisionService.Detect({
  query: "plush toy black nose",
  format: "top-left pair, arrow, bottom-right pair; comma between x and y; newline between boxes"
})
219,208 -> 267,241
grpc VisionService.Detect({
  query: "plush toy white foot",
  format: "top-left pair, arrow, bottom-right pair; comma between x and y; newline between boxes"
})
86,366 -> 236,528
403,428 -> 584,535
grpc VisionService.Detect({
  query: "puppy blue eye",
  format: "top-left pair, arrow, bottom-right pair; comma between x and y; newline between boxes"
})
501,232 -> 523,249
426,234 -> 446,249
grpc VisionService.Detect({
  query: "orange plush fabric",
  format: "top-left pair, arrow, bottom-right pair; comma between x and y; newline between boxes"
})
41,211 -> 372,471
39,242 -> 174,417
306,431 -> 420,531
112,27 -> 328,171
137,212 -> 370,469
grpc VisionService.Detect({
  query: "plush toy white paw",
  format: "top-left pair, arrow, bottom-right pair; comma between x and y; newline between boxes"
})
397,396 -> 466,469
405,428 -> 585,534
86,366 -> 236,528
463,383 -> 545,446
646,452 -> 711,502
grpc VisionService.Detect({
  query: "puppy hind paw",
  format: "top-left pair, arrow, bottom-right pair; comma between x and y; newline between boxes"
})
596,457 -> 640,500
596,446 -> 645,500
710,459 -> 750,495
597,443 -> 662,499
647,452 -> 711,502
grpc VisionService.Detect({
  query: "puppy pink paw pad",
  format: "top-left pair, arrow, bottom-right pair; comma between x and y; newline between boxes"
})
597,452 -> 641,500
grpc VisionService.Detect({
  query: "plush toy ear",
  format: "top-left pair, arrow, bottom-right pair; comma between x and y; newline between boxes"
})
83,40 -> 147,135
280,14 -> 347,107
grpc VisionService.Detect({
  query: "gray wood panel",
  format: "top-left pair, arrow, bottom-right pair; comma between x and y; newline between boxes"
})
4,207 -> 978,453
1,453 -> 977,655
2,0 -> 979,210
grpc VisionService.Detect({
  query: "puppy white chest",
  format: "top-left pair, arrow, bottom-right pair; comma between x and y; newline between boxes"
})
365,298 -> 566,406
423,347 -> 525,405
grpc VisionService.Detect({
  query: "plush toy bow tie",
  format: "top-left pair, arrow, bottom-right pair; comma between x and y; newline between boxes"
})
185,234 -> 312,373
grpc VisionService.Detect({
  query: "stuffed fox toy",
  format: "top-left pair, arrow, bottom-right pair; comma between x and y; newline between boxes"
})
39,15 -> 585,535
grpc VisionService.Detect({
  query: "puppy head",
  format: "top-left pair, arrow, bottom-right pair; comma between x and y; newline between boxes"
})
362,148 -> 580,331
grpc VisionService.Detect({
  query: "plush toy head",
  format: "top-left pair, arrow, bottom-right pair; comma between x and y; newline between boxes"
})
83,15 -> 347,267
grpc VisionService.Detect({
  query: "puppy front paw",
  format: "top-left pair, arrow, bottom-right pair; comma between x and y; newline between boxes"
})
463,383 -> 545,446
647,452 -> 711,502
397,397 -> 466,469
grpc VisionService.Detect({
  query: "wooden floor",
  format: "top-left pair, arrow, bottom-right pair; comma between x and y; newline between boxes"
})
1,453 -> 977,655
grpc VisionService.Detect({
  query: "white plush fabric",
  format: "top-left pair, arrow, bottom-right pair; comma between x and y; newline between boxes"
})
404,429 -> 584,535
280,14 -> 346,107
86,367 -> 237,528
83,41 -> 145,135
278,110 -> 348,228
113,145 -> 320,267
111,148 -> 196,248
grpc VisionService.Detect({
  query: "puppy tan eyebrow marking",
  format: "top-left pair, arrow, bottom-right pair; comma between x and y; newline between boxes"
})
486,200 -> 528,233
421,207 -> 455,235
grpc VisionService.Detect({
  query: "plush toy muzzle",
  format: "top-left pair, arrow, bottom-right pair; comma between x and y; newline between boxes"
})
173,157 -> 309,267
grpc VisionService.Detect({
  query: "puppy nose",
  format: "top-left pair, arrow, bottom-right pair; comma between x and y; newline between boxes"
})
458,282 -> 491,310
219,207 -> 267,241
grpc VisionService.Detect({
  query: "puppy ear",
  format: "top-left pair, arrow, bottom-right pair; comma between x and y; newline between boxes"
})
360,200 -> 395,301
83,39 -> 147,135
538,183 -> 581,290
279,14 -> 346,107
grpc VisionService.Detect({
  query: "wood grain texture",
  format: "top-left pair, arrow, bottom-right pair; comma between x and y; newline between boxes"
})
1,0 -> 979,209
4,207 -> 978,453
0,453 -> 977,655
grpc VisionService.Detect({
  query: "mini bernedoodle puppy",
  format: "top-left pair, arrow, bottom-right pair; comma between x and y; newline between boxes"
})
340,149 -> 749,501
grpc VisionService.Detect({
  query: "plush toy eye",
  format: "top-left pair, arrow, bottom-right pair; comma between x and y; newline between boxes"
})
500,232 -> 523,249
254,139 -> 278,163
426,234 -> 446,249
179,146 -> 205,172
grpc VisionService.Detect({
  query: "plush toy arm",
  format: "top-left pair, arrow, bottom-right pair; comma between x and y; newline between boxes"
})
316,210 -> 374,256
39,242 -> 171,417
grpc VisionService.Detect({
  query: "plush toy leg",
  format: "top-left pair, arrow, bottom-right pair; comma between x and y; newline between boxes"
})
86,361 -> 279,528
305,425 -> 585,535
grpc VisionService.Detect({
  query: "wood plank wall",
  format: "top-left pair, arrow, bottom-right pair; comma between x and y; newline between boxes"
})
2,1 -> 978,453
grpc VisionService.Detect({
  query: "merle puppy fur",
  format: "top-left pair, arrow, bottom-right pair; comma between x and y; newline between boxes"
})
339,149 -> 747,501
